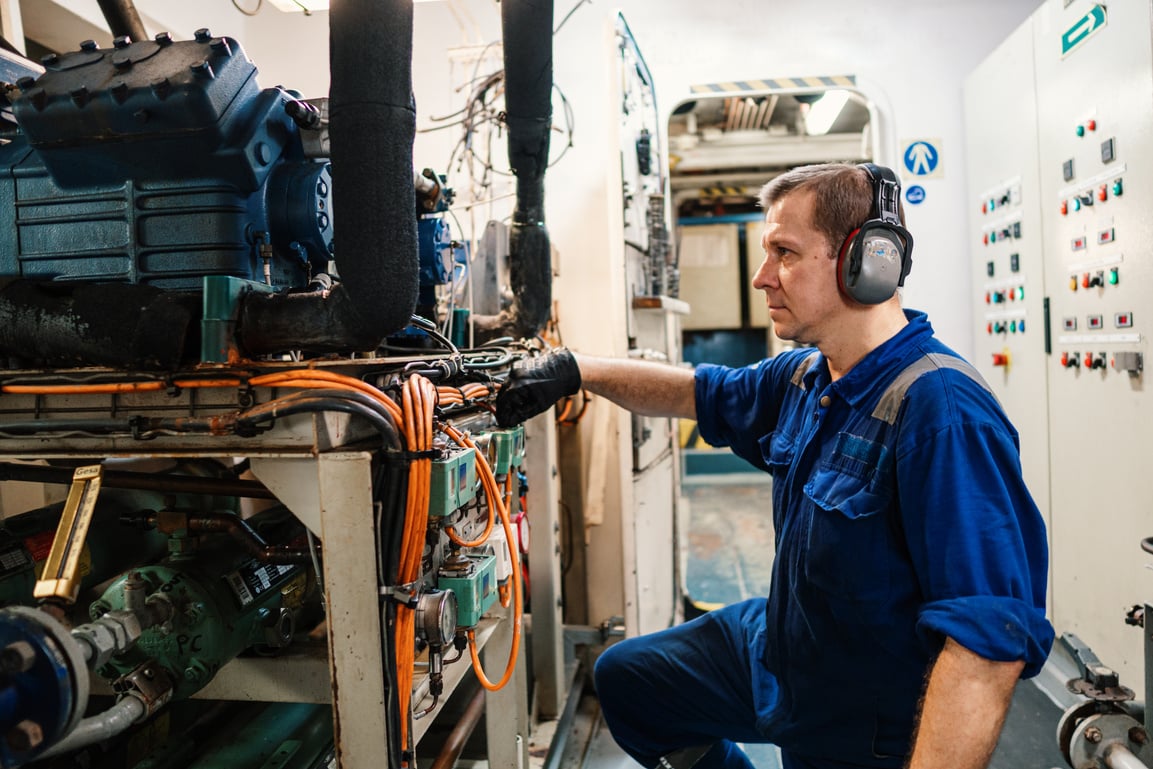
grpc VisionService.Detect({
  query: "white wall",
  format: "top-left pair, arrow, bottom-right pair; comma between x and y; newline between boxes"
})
42,0 -> 1044,357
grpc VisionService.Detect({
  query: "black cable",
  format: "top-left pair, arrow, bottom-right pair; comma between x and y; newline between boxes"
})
237,391 -> 402,450
554,0 -> 592,35
408,315 -> 460,355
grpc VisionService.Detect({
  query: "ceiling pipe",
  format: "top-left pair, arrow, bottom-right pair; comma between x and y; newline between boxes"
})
95,0 -> 147,43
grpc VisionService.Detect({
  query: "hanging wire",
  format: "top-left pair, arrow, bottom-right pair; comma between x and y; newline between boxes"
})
232,0 -> 262,16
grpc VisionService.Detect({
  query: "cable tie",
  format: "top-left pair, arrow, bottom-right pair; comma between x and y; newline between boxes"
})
382,449 -> 443,463
380,582 -> 421,608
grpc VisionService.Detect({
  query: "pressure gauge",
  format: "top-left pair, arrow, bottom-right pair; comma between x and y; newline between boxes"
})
415,589 -> 458,647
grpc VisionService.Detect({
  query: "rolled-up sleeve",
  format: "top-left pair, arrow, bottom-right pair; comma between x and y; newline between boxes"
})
897,396 -> 1054,677
694,354 -> 807,469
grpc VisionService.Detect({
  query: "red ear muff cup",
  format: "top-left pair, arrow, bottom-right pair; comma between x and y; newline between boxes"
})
837,227 -> 862,300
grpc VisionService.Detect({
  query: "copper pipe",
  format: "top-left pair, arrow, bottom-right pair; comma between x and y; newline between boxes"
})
429,688 -> 486,769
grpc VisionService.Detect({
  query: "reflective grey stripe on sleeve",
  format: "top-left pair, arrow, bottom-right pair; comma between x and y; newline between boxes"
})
872,352 -> 997,424
789,352 -> 821,389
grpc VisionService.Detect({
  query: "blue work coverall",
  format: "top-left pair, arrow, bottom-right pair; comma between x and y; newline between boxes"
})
594,310 -> 1054,769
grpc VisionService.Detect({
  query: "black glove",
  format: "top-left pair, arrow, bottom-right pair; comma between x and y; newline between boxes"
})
495,348 -> 582,427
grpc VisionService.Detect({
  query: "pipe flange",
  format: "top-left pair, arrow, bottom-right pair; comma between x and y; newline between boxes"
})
0,606 -> 91,766
1067,711 -> 1153,769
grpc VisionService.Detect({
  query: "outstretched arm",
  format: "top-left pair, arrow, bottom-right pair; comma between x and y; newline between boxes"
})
907,638 -> 1023,769
575,353 -> 696,419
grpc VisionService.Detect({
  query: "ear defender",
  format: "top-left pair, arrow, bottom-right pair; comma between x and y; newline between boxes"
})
836,164 -> 915,304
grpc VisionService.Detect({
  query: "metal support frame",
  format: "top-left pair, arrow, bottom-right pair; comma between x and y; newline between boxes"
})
525,413 -> 565,719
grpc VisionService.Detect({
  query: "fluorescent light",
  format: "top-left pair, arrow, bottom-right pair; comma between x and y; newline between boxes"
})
268,0 -> 442,10
804,89 -> 851,136
267,0 -> 329,12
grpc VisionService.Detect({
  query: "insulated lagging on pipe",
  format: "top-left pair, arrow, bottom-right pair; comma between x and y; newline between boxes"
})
237,0 -> 418,356
475,0 -> 555,341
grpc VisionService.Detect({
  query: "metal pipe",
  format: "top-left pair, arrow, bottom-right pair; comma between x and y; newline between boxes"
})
429,688 -> 485,769
179,512 -> 315,564
1105,743 -> 1151,769
38,695 -> 145,759
95,0 -> 147,42
0,462 -> 277,499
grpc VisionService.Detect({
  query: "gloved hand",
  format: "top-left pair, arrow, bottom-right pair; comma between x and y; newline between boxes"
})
495,348 -> 582,427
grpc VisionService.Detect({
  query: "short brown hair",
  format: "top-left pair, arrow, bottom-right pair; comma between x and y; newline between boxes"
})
758,163 -> 902,258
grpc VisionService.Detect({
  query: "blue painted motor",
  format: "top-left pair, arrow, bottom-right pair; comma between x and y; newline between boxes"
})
0,30 -> 332,291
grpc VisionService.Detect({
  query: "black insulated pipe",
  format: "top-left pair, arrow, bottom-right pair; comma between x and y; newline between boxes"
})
475,0 -> 555,341
96,0 -> 147,43
237,0 -> 419,356
0,280 -> 197,369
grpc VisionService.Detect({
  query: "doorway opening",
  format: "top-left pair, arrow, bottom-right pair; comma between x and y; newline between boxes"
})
669,81 -> 879,608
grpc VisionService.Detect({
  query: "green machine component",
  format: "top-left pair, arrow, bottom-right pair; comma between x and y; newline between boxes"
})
488,426 -> 525,476
201,276 -> 275,364
437,553 -> 496,628
428,447 -> 477,517
90,553 -> 300,700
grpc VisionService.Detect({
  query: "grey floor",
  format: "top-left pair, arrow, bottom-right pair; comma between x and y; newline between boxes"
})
576,468 -> 1070,769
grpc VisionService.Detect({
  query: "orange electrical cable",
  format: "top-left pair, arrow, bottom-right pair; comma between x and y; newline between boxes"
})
395,374 -> 436,763
0,379 -> 242,395
442,424 -> 523,692
250,370 -> 404,424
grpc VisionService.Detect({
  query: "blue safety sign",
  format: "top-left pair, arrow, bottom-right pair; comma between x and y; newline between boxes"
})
903,141 -> 939,176
905,185 -> 926,205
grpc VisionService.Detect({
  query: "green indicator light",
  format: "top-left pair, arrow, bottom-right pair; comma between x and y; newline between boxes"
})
1109,268 -> 1119,285
1075,125 -> 1085,137
1017,287 -> 1025,300
1112,179 -> 1124,196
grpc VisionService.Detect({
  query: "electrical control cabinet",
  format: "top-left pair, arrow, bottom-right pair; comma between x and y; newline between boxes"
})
963,21 -> 1051,532
965,0 -> 1153,684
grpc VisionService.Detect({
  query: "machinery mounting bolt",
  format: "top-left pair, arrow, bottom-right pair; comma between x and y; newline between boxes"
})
1085,726 -> 1103,744
15,76 -> 35,92
6,720 -> 43,751
113,35 -> 131,48
112,54 -> 132,71
154,31 -> 173,45
1130,727 -> 1149,745
150,78 -> 171,99
209,38 -> 231,55
111,81 -> 130,103
0,641 -> 37,674
39,53 -> 58,66
70,86 -> 89,106
190,60 -> 215,79
194,28 -> 212,43
79,39 -> 98,52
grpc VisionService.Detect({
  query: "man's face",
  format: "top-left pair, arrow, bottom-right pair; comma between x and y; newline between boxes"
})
752,189 -> 847,345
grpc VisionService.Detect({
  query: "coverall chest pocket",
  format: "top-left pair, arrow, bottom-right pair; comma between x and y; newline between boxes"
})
801,433 -> 894,600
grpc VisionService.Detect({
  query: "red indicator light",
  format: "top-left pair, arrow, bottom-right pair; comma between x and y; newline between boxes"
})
1087,119 -> 1097,131
1098,185 -> 1108,202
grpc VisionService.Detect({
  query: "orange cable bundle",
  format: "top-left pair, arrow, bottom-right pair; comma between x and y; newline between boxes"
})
394,373 -> 437,761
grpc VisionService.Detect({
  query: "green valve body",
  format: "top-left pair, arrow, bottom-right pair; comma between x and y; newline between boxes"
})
428,447 -> 477,517
437,554 -> 497,628
488,427 -> 525,476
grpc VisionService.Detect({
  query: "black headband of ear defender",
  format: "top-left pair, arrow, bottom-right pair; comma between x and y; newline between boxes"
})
859,162 -> 913,285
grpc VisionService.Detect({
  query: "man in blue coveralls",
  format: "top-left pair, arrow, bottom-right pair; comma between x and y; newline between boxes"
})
496,163 -> 1053,769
